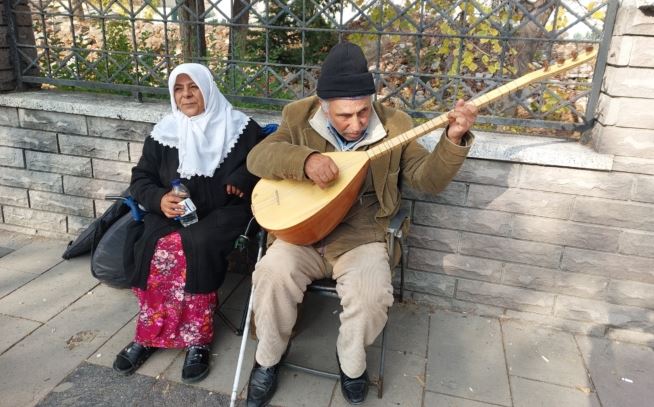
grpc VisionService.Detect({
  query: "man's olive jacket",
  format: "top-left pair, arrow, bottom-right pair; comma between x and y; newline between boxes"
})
246,95 -> 473,257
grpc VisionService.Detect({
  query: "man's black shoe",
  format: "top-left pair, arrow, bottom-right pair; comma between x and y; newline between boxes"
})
246,361 -> 281,407
182,345 -> 211,383
337,357 -> 369,405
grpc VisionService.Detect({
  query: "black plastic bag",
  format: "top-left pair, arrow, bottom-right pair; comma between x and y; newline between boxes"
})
91,212 -> 143,289
61,196 -> 129,259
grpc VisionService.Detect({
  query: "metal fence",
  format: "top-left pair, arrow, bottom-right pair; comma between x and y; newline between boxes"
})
5,0 -> 617,133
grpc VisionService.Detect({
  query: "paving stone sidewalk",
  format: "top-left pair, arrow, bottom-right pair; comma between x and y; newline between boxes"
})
1,231 -> 653,407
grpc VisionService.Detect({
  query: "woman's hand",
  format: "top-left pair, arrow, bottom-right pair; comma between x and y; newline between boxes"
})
160,191 -> 185,218
226,184 -> 244,198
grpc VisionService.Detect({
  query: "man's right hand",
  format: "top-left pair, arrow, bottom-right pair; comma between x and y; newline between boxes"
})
304,153 -> 339,189
160,191 -> 184,218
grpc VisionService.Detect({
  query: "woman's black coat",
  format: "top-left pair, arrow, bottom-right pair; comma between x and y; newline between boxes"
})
125,120 -> 263,294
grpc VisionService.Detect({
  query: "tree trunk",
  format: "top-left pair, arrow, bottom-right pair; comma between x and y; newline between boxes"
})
514,0 -> 556,76
72,0 -> 85,18
229,0 -> 250,61
179,0 -> 207,62
504,0 -> 556,118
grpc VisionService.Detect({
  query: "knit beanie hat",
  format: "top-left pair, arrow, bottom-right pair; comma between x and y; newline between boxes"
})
316,42 -> 376,99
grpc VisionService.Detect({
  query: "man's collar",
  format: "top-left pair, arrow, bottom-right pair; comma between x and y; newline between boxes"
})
309,103 -> 387,151
327,123 -> 368,152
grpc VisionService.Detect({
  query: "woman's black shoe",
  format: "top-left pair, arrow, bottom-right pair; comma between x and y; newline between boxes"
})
182,345 -> 211,383
113,342 -> 157,376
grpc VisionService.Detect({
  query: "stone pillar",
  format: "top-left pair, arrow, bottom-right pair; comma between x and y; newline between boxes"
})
1,0 -> 15,90
0,0 -> 40,92
590,0 -> 654,158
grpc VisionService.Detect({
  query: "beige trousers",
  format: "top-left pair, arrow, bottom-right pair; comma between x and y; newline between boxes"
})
252,240 -> 394,378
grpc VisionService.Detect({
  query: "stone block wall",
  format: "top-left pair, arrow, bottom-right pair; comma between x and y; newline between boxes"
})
0,101 -> 149,239
1,90 -> 654,345
401,157 -> 654,344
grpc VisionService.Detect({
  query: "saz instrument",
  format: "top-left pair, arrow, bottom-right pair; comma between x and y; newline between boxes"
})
251,48 -> 598,245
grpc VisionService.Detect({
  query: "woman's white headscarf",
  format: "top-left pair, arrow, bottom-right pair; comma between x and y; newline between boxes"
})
151,63 -> 250,179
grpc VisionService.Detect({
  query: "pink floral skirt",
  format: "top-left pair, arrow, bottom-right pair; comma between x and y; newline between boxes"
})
133,232 -> 217,348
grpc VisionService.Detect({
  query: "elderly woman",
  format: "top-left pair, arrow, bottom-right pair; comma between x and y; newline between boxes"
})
113,63 -> 263,383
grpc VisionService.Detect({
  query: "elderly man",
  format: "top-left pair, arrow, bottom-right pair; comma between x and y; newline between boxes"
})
245,42 -> 477,406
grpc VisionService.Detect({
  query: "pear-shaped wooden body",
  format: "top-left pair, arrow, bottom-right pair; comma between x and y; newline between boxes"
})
251,151 -> 370,245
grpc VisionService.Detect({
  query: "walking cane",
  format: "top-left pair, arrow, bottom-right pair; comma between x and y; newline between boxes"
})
229,228 -> 266,407
229,285 -> 254,407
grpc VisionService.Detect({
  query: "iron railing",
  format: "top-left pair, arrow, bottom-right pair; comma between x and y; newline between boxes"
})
5,0 -> 617,133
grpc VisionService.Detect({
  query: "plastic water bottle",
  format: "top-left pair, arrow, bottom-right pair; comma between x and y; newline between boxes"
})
171,179 -> 198,227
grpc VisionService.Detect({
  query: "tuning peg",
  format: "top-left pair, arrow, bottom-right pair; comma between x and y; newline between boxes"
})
557,57 -> 565,65
571,50 -> 578,61
543,60 -> 550,72
585,45 -> 594,53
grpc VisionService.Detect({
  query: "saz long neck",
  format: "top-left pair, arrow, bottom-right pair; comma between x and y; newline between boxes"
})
366,49 -> 597,160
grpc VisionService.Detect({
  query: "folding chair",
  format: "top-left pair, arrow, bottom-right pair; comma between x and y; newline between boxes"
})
279,208 -> 409,398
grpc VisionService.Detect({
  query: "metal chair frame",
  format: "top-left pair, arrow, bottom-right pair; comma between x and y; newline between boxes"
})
215,123 -> 280,335
227,208 -> 409,405
215,217 -> 262,335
